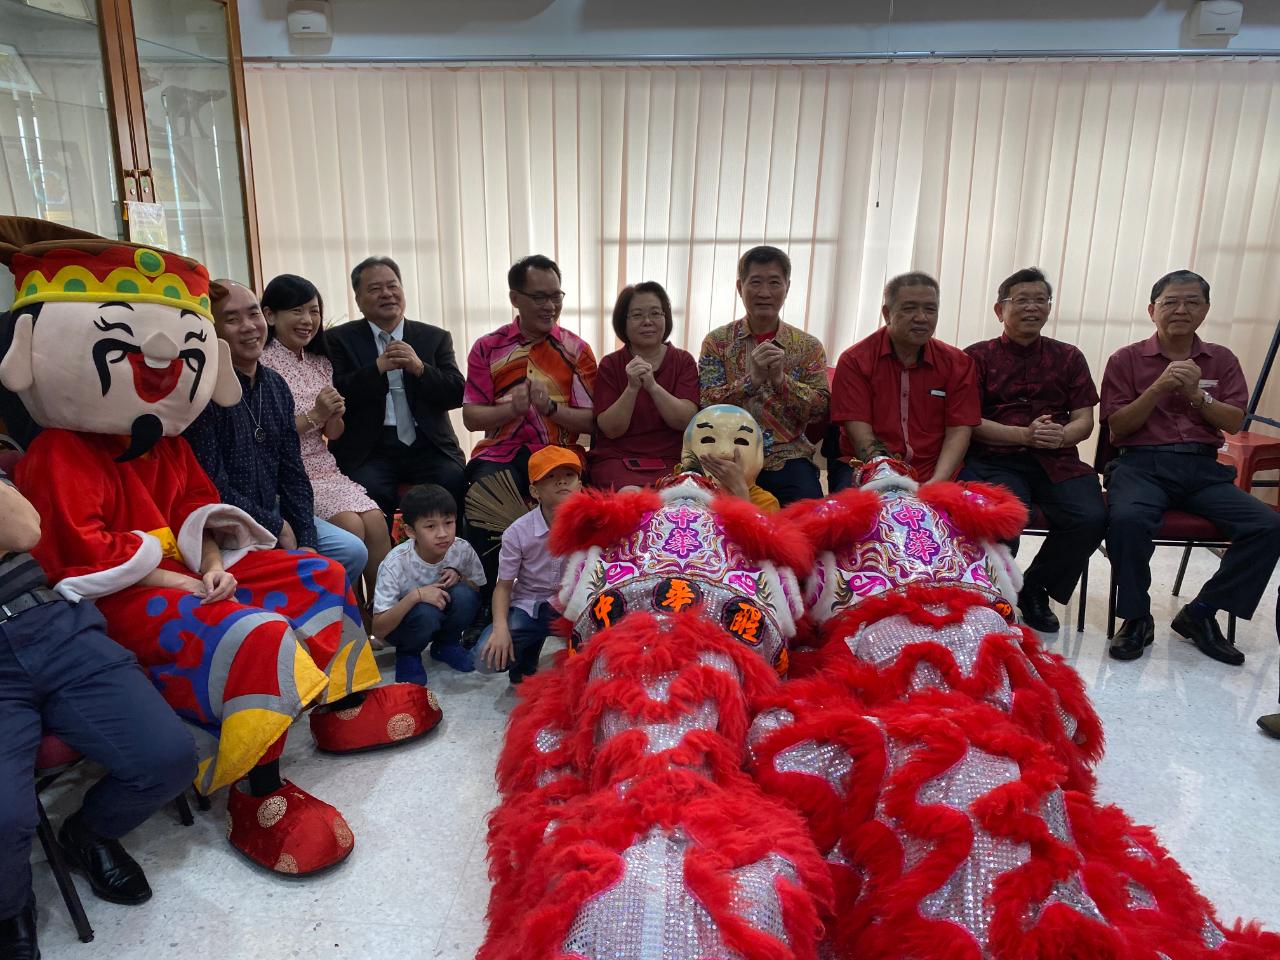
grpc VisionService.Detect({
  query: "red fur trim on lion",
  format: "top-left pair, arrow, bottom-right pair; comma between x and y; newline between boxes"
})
917,480 -> 1028,543
711,493 -> 814,572
777,488 -> 883,554
548,487 -> 662,555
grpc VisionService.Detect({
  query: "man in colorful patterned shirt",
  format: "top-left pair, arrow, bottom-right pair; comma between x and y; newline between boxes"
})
462,254 -> 597,595
963,267 -> 1106,635
697,246 -> 829,506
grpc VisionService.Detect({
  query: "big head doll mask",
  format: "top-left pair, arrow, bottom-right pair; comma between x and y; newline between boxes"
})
0,217 -> 240,459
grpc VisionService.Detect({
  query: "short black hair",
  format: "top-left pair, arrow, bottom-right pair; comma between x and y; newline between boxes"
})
351,256 -> 401,293
736,245 -> 791,283
399,484 -> 457,525
508,254 -> 562,292
883,271 -> 939,308
1150,270 -> 1210,305
611,281 -> 674,344
261,273 -> 328,356
997,267 -> 1053,303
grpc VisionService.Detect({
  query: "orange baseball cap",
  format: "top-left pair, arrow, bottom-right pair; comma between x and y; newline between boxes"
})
528,445 -> 583,482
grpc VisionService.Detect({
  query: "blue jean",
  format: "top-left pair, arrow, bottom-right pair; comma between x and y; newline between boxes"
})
315,516 -> 368,589
387,583 -> 482,656
0,597 -> 197,918
474,601 -> 555,682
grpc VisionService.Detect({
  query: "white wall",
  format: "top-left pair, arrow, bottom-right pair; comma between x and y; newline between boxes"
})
237,0 -> 1280,60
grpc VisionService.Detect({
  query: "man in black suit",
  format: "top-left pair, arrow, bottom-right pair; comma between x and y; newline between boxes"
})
328,256 -> 467,519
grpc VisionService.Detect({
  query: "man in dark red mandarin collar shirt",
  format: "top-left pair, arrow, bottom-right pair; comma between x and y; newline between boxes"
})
1101,269 -> 1280,665
964,268 -> 1107,635
832,272 -> 980,484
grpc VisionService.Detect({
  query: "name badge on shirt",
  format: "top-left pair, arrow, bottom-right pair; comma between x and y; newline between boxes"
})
930,389 -> 947,398
1198,379 -> 1218,389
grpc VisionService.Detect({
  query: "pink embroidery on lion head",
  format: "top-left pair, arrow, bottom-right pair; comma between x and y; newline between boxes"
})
803,457 -> 1025,624
553,475 -> 807,675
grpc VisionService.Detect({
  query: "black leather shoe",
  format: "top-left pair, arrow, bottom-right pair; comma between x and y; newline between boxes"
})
1018,586 -> 1060,633
1109,616 -> 1154,660
0,897 -> 39,960
1257,714 -> 1280,739
58,812 -> 152,906
1171,605 -> 1245,666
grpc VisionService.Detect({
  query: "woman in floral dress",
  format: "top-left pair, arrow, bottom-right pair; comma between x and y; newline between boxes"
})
261,274 -> 392,600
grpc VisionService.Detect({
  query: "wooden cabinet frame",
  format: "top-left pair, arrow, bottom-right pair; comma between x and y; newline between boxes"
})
96,0 -> 260,286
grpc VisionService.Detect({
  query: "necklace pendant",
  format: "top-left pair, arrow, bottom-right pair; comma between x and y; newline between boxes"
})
254,426 -> 266,444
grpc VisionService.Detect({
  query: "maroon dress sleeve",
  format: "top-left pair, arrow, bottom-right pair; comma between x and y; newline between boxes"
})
592,349 -> 626,415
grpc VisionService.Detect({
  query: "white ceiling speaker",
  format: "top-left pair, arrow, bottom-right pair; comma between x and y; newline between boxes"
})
286,0 -> 333,40
1190,1 -> 1244,39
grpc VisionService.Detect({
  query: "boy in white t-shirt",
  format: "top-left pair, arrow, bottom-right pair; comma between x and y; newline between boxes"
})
371,485 -> 485,684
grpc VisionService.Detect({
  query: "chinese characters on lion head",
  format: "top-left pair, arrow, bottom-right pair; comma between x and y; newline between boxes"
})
0,217 -> 438,877
480,452 -> 1279,959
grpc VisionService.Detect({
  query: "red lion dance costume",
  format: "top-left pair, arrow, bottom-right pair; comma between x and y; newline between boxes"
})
481,459 -> 1279,960
0,217 -> 438,877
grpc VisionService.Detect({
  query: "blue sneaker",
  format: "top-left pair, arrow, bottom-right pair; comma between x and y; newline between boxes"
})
430,642 -> 475,673
395,654 -> 429,685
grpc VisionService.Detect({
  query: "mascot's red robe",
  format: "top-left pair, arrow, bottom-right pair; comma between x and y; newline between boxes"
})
17,429 -> 380,794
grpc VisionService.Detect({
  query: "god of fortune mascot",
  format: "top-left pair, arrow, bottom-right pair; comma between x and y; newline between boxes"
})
479,408 -> 833,960
0,217 -> 439,877
744,457 -> 1280,959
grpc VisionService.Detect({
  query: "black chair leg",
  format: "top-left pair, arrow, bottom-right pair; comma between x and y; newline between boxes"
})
1173,542 -> 1195,596
1077,562 -> 1088,633
195,790 -> 211,812
35,796 -> 93,943
1228,612 -> 1237,646
1107,570 -> 1118,639
174,793 -> 194,826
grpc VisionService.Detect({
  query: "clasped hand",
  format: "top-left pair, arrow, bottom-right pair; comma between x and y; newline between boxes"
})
1154,359 -> 1203,399
748,341 -> 785,387
377,340 -> 424,377
1024,413 -> 1066,449
625,355 -> 655,391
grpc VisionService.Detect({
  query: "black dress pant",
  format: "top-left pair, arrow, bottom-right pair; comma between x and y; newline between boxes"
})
1105,449 -> 1280,620
756,457 -> 823,506
0,598 -> 197,919
965,452 -> 1107,604
346,427 -> 467,522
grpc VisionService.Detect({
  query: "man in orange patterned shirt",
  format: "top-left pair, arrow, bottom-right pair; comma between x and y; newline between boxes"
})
462,255 -> 597,595
697,246 -> 829,506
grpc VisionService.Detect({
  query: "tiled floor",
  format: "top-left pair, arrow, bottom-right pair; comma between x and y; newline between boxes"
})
33,542 -> 1280,959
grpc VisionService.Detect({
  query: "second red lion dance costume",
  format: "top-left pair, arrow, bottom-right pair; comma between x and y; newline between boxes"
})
0,217 -> 439,876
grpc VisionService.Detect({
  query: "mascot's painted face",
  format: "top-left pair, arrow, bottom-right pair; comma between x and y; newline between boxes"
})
679,404 -> 766,484
0,220 -> 240,459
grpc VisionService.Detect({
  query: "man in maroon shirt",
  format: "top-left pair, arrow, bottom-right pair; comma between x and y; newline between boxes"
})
964,268 -> 1106,635
1101,269 -> 1280,665
832,272 -> 980,483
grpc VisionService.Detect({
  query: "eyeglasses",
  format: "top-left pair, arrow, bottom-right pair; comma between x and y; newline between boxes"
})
1000,296 -> 1053,309
1155,297 -> 1206,310
626,308 -> 666,322
516,290 -> 565,306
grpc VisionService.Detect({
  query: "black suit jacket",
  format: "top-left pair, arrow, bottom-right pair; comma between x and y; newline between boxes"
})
327,317 -> 466,471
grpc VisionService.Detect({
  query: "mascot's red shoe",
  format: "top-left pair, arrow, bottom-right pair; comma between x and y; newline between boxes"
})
309,683 -> 442,753
226,780 -> 355,875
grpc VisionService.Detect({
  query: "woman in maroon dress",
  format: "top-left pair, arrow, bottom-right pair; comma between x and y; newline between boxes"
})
589,282 -> 699,490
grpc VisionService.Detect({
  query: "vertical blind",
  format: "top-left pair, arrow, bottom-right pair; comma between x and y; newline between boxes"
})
246,59 -> 1280,451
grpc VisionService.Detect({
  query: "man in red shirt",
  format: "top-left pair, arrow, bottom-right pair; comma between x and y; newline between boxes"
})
1101,269 -> 1280,665
831,272 -> 979,483
964,268 -> 1106,635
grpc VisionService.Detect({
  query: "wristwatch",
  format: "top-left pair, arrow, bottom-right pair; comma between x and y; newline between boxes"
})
1192,391 -> 1215,409
546,398 -> 559,416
